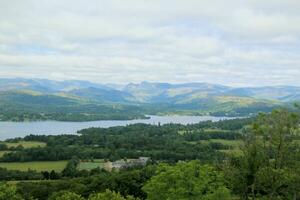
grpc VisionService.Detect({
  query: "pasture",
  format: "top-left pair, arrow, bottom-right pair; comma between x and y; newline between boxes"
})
77,159 -> 106,171
2,141 -> 46,148
0,161 -> 67,172
209,139 -> 243,148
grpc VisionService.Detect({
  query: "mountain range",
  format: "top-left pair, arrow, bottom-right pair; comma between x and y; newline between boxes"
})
0,78 -> 299,121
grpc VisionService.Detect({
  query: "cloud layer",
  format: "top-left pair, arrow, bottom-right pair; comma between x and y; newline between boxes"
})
0,0 -> 300,86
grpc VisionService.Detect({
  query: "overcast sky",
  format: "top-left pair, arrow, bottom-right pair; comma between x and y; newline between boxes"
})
0,0 -> 300,86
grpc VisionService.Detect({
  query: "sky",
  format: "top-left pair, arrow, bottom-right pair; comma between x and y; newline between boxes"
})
0,0 -> 300,86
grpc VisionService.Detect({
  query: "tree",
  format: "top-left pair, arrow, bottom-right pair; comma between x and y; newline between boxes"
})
49,170 -> 60,180
142,161 -> 231,200
253,110 -> 300,199
49,191 -> 83,200
0,144 -> 7,151
62,156 -> 80,177
88,189 -> 136,200
0,184 -> 23,200
41,171 -> 50,180
225,109 -> 300,199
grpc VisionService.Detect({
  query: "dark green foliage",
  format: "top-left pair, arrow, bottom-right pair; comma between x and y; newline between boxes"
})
184,117 -> 254,131
142,161 -> 232,200
48,189 -> 137,200
0,168 -> 42,181
62,157 -> 80,178
224,109 -> 300,199
48,191 -> 84,200
16,166 -> 155,200
88,189 -> 137,200
0,144 -> 8,151
0,184 -> 23,200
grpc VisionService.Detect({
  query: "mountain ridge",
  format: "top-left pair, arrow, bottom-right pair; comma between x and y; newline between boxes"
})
1,78 -> 300,101
1,78 -> 300,103
0,78 -> 298,121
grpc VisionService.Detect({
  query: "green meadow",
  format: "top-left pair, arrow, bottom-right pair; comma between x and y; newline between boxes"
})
0,141 -> 47,158
77,159 -> 106,171
0,161 -> 67,172
2,141 -> 46,148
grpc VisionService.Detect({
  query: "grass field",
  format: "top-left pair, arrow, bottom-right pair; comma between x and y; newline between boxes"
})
191,139 -> 243,156
78,159 -> 106,170
209,139 -> 243,156
0,161 -> 67,172
203,128 -> 232,133
219,149 -> 243,156
2,141 -> 46,149
196,139 -> 242,147
209,139 -> 243,148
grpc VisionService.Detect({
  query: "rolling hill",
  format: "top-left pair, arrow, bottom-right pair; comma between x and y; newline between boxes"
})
0,78 -> 299,121
0,90 -> 146,121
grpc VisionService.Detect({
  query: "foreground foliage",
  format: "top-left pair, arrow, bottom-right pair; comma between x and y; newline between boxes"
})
225,109 -> 300,199
0,109 -> 299,199
143,161 -> 231,200
0,184 -> 22,200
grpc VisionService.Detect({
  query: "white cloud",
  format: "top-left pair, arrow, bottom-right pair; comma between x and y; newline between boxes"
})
0,0 -> 299,86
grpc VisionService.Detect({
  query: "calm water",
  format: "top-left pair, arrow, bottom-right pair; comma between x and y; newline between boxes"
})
0,115 -> 235,140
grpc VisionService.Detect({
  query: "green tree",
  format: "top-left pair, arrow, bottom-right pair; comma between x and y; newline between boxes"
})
49,170 -> 60,180
49,191 -> 83,200
142,161 -> 231,200
225,109 -> 300,199
0,184 -> 23,200
88,189 -> 136,200
62,156 -> 80,177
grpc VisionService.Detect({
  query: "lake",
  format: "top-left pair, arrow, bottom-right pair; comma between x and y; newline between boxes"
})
0,115 -> 235,140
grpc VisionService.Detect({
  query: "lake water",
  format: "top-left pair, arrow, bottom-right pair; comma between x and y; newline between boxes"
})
0,115 -> 235,140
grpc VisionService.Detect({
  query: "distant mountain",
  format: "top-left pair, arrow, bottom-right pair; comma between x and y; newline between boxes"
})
2,78 -> 300,103
69,87 -> 135,103
0,78 -> 299,121
0,78 -> 111,93
0,90 -> 78,107
226,86 -> 300,102
122,81 -> 300,104
123,82 -> 229,103
279,92 -> 300,102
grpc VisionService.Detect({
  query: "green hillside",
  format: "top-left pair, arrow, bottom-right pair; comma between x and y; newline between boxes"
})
0,79 -> 294,121
0,91 -> 146,121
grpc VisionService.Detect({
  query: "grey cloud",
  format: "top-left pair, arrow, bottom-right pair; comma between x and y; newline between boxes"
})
0,0 -> 299,86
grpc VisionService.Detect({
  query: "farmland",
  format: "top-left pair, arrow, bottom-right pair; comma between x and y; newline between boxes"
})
0,161 -> 67,172
3,141 -> 46,148
0,141 -> 47,158
77,159 -> 107,171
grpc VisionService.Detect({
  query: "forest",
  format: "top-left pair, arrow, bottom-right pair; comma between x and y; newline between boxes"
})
0,109 -> 299,200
